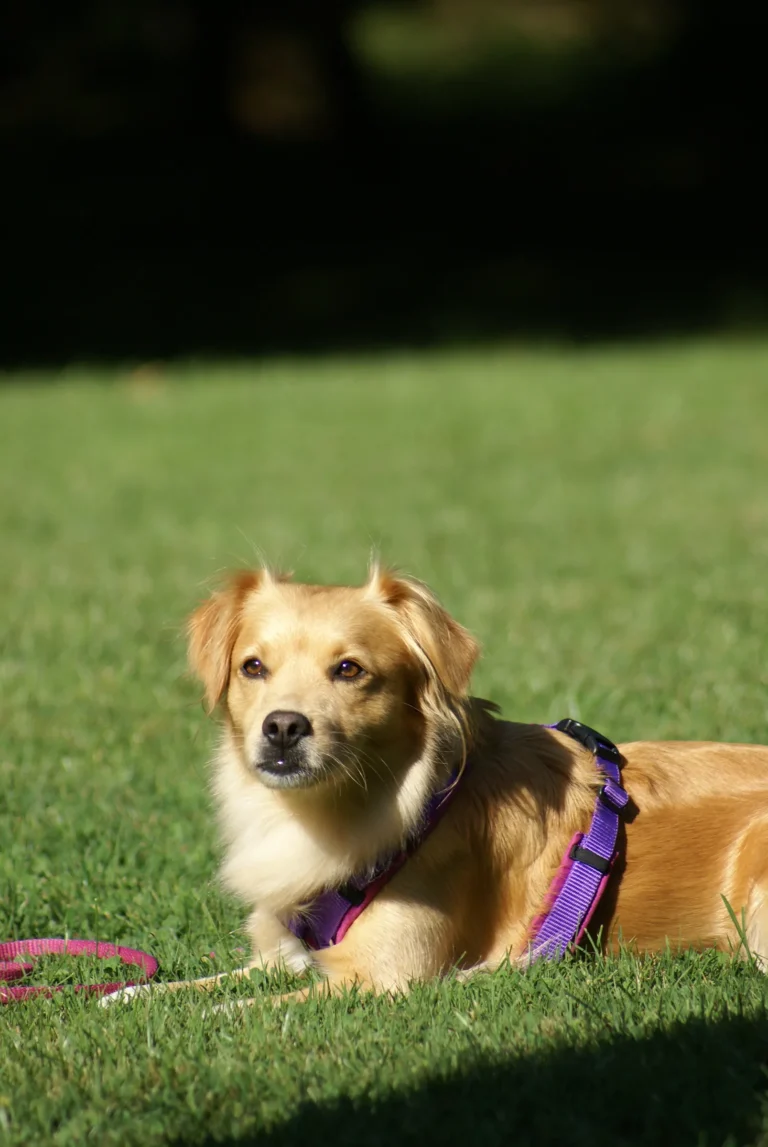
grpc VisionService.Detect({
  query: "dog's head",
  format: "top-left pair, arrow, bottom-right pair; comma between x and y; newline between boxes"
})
187,566 -> 479,792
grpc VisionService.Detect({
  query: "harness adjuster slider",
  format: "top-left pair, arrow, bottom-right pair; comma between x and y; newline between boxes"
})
569,842 -> 612,875
598,781 -> 629,815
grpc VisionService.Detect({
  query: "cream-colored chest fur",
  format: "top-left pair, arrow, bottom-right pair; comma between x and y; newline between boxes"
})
211,732 -> 441,916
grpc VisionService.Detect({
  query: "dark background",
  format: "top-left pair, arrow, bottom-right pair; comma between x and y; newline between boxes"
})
3,0 -> 766,366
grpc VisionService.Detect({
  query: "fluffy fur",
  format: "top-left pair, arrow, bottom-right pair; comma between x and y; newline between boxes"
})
105,566 -> 768,1005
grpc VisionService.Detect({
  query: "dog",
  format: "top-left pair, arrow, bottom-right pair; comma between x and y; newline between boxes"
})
105,565 -> 768,1005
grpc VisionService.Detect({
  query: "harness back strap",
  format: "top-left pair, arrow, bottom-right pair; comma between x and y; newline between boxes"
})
527,719 -> 628,961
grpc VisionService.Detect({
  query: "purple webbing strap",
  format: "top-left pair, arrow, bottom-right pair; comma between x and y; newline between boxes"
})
528,728 -> 628,961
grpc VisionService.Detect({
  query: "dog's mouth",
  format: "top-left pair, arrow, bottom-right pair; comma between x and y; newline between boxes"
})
255,747 -> 320,789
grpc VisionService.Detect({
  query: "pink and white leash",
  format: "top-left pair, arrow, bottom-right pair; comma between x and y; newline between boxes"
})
0,938 -> 158,1003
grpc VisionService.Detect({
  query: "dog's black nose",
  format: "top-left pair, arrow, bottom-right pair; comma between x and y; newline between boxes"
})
262,710 -> 313,753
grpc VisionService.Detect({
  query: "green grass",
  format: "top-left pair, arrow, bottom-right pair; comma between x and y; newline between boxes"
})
3,339 -> 768,1146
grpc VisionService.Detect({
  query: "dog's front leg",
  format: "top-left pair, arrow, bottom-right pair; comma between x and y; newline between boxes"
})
219,889 -> 460,1011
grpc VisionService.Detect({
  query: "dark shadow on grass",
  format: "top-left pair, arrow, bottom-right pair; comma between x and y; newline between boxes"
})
185,1014 -> 768,1147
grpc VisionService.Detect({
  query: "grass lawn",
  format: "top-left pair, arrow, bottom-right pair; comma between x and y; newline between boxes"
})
2,339 -> 768,1146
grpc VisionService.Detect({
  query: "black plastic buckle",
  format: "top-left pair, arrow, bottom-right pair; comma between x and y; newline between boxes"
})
554,718 -> 623,767
569,841 -> 612,875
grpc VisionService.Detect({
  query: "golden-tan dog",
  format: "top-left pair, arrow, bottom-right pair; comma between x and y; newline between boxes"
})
105,565 -> 768,1005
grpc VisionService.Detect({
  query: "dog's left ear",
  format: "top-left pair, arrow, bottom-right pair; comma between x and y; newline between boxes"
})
366,567 -> 479,697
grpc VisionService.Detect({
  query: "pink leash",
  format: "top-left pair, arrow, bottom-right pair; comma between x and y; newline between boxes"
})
0,938 -> 158,1003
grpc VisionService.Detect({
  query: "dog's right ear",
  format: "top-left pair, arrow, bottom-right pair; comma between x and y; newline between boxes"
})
187,571 -> 263,712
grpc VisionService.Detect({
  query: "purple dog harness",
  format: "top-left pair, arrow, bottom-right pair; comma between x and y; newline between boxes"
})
288,718 -> 628,960
1,721 -> 626,1001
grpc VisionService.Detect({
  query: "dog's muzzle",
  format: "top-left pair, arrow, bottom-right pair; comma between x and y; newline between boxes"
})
256,710 -> 315,787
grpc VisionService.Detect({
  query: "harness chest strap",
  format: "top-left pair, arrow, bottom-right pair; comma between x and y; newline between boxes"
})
289,718 -> 629,959
288,764 -> 463,950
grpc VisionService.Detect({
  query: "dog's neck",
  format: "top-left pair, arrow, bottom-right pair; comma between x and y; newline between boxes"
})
212,724 -> 464,915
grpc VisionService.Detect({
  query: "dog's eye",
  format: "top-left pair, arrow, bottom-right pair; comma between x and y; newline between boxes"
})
334,659 -> 365,680
241,658 -> 266,679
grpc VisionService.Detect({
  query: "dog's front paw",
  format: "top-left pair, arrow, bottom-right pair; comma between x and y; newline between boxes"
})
247,909 -> 315,975
280,944 -> 314,975
252,936 -> 314,975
